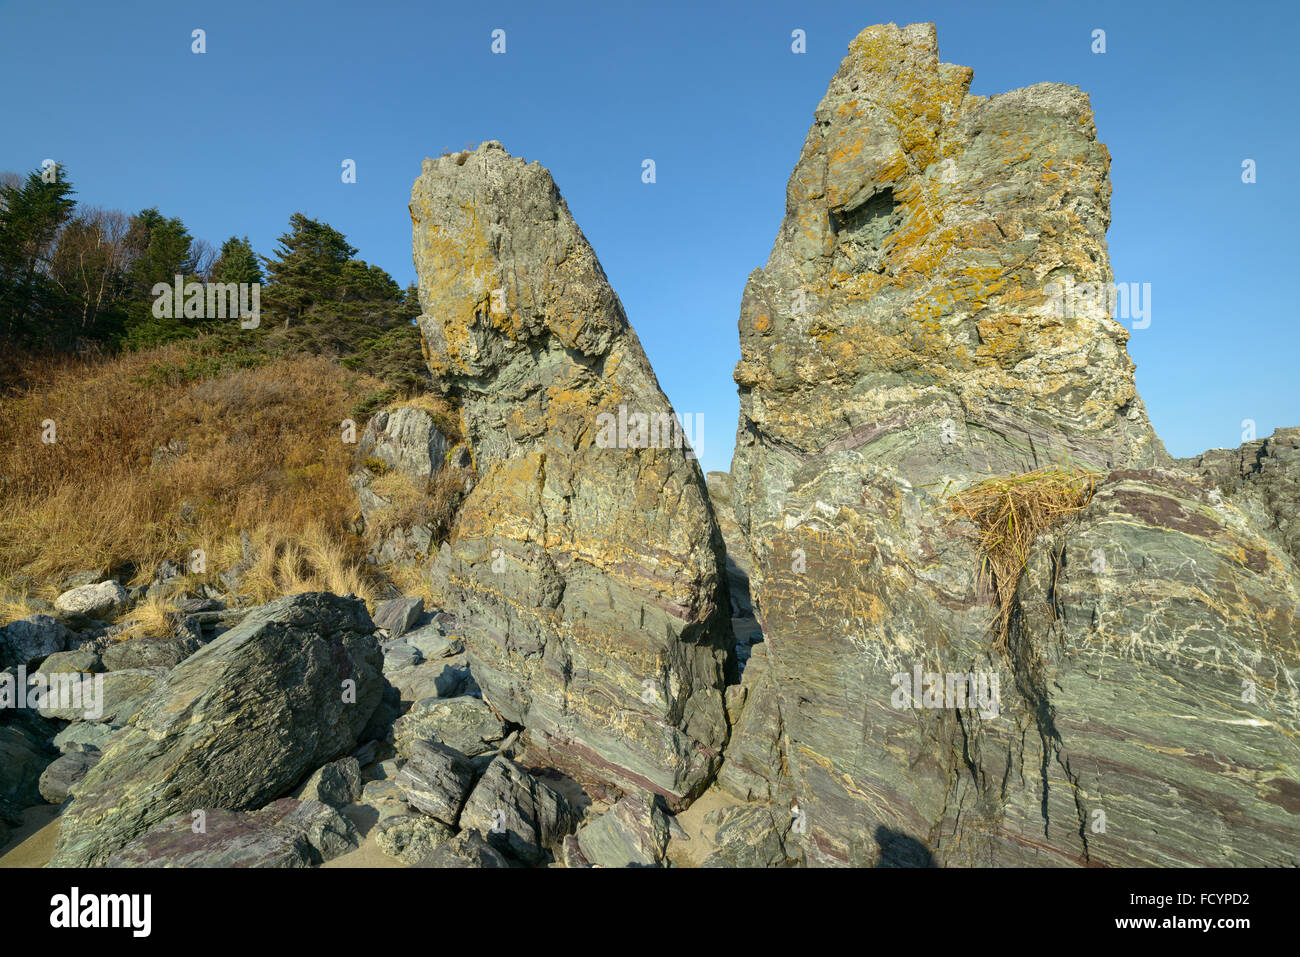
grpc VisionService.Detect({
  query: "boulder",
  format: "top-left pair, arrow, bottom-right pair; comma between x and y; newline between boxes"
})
575,792 -> 669,868
459,756 -> 575,864
373,597 -> 424,638
374,812 -> 455,865
391,695 -> 505,759
39,751 -> 101,804
101,633 -> 207,671
107,799 -> 359,867
411,141 -> 733,808
395,738 -> 477,826
53,581 -> 128,620
418,828 -> 512,868
295,757 -> 363,807
700,803 -> 793,868
380,637 -> 422,672
48,592 -> 384,867
388,658 -> 474,705
36,647 -> 102,676
0,615 -> 70,668
403,625 -> 463,660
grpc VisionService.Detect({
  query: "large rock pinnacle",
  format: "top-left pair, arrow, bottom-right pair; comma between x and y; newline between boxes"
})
723,23 -> 1300,866
411,142 -> 733,809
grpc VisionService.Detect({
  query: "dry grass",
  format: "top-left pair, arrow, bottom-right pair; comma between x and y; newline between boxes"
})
946,466 -> 1100,652
399,392 -> 465,444
364,462 -> 472,549
113,592 -> 179,642
387,561 -> 440,609
0,343 -> 388,622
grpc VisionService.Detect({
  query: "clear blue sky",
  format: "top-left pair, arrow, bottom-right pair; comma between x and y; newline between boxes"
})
3,0 -> 1295,473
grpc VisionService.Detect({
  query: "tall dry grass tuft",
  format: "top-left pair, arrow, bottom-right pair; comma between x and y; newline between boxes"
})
0,343 -> 387,621
946,466 -> 1100,652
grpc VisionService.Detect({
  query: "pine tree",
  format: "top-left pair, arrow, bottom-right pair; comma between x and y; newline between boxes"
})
261,213 -> 357,328
0,166 -> 77,342
212,235 -> 263,286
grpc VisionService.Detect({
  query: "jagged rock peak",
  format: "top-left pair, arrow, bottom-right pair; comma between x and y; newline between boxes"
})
410,143 -> 734,809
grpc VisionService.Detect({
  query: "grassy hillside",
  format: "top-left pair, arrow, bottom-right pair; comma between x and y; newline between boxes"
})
0,340 -> 392,627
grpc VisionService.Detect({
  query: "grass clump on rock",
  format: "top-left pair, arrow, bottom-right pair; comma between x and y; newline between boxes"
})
947,466 -> 1100,652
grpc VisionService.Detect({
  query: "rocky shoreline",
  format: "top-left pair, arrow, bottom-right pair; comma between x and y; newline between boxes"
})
2,21 -> 1296,869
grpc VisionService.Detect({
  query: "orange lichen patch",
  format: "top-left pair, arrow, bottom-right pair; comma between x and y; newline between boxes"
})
415,200 -> 497,373
752,313 -> 771,334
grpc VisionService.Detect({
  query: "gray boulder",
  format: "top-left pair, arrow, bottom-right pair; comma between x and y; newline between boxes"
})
395,739 -> 476,826
575,792 -> 670,868
392,695 -> 505,759
403,625 -> 463,660
700,803 -> 793,868
460,756 -> 576,864
295,757 -> 363,807
54,581 -> 128,620
374,812 -> 455,865
36,647 -> 102,676
0,615 -> 70,668
388,658 -> 474,705
418,828 -> 512,868
39,751 -> 101,804
48,592 -> 384,866
107,799 -> 359,867
373,597 -> 423,638
101,633 -> 206,671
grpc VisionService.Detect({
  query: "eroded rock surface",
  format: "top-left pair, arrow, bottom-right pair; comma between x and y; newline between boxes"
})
411,142 -> 733,808
49,592 -> 384,867
722,22 -> 1300,866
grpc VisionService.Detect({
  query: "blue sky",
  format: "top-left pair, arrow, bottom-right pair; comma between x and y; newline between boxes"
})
2,0 -> 1295,473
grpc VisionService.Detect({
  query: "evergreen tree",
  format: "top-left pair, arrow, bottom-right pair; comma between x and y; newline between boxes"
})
120,207 -> 203,348
0,166 -> 77,343
261,213 -> 357,328
212,235 -> 262,286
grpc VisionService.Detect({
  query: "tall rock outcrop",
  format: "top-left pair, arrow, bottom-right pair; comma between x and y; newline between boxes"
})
724,23 -> 1300,865
410,143 -> 733,808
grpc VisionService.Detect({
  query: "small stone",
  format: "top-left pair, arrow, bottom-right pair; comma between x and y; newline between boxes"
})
460,756 -> 575,865
576,792 -> 670,868
418,828 -> 511,868
373,597 -> 423,638
374,812 -> 454,865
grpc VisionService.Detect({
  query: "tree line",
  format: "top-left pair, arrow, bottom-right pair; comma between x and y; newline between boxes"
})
0,164 -> 429,398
